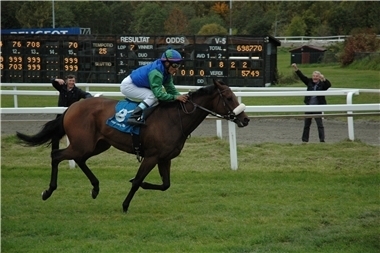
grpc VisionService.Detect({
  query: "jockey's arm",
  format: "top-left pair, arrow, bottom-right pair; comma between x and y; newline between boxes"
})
149,72 -> 178,102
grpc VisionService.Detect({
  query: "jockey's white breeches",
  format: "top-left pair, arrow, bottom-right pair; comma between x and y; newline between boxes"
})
120,75 -> 158,107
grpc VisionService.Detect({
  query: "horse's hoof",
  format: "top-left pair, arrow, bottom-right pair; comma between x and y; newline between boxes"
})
91,189 -> 99,199
41,190 -> 50,200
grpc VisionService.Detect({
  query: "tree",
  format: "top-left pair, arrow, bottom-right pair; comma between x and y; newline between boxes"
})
1,1 -> 23,28
231,2 -> 274,35
15,1 -> 52,28
188,13 -> 225,35
131,2 -> 168,35
197,23 -> 228,35
211,1 -> 229,22
285,16 -> 307,36
340,32 -> 380,66
164,7 -> 189,35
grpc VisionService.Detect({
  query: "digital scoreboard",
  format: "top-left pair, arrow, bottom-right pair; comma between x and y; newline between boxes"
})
1,35 -> 280,86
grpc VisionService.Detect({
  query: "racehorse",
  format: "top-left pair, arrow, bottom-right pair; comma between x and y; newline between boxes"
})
16,79 -> 250,213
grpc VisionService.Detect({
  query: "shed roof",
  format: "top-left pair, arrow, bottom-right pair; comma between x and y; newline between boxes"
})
289,45 -> 326,52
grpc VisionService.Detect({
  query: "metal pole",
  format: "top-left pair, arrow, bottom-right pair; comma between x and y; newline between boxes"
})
229,0 -> 232,35
52,0 -> 55,28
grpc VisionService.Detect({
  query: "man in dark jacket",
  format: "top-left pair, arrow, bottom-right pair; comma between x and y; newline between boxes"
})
292,63 -> 332,143
51,74 -> 92,150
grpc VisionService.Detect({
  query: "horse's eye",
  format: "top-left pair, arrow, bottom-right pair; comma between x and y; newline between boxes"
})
227,97 -> 233,101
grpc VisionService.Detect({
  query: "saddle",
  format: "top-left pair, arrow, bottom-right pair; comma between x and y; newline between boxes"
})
106,99 -> 157,162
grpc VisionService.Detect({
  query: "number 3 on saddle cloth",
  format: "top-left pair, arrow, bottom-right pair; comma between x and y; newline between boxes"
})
106,99 -> 151,162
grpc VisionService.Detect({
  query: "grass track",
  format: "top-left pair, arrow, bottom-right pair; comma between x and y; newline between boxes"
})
2,136 -> 379,253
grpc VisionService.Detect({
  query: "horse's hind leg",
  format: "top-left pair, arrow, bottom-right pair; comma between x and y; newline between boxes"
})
75,141 -> 111,199
75,160 -> 100,199
140,160 -> 171,191
42,149 -> 65,200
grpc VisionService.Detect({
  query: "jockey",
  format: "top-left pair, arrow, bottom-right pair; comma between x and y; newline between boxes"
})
120,48 -> 189,126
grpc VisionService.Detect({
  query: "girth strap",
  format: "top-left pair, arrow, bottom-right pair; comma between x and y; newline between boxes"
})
132,134 -> 144,162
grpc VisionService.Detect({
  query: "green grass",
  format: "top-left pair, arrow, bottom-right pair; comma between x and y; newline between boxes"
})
2,135 -> 379,253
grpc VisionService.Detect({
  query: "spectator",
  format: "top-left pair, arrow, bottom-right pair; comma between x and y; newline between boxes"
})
292,63 -> 331,142
51,75 -> 92,150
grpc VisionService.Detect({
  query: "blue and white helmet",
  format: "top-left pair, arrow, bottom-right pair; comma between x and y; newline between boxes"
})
161,49 -> 182,62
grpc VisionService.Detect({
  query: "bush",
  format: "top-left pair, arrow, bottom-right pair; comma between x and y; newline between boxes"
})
340,32 -> 380,66
277,71 -> 299,85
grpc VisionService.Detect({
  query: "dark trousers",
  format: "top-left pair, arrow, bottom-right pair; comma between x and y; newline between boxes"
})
302,112 -> 325,142
51,114 -> 61,151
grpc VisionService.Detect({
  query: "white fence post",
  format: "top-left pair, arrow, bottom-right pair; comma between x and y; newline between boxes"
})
13,86 -> 18,108
216,120 -> 222,139
346,91 -> 355,140
66,136 -> 76,169
228,121 -> 238,170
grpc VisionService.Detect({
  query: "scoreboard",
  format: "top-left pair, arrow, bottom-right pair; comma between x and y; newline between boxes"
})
1,35 -> 280,86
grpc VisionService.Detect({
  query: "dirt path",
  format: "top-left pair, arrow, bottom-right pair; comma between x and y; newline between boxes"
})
1,114 -> 379,146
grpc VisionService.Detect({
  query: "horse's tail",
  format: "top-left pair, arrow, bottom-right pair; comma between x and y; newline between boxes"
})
16,112 -> 66,147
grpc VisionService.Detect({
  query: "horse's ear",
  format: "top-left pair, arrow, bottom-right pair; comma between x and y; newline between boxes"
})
213,79 -> 225,88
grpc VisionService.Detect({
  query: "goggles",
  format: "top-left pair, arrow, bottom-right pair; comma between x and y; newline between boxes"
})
165,52 -> 181,69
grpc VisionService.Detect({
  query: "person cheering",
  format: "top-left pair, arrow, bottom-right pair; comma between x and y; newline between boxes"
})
51,74 -> 92,150
120,49 -> 189,126
292,63 -> 331,143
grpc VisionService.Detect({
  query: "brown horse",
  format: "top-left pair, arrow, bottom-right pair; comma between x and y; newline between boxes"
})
16,79 -> 250,213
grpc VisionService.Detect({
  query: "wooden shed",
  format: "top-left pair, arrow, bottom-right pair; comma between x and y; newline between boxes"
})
289,45 -> 326,64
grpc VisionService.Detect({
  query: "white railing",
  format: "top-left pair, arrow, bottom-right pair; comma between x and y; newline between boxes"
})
2,84 -> 379,170
276,35 -> 380,44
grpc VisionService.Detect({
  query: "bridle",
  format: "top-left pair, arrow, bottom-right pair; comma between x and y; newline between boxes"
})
180,88 -> 241,122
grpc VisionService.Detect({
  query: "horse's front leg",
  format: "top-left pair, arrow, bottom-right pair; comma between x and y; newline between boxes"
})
123,157 -> 157,213
140,160 -> 171,191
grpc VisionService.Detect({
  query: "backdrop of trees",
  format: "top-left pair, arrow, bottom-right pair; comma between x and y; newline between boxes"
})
2,1 -> 380,36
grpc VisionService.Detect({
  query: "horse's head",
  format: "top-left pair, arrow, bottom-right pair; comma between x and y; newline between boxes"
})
188,79 -> 249,127
210,79 -> 250,127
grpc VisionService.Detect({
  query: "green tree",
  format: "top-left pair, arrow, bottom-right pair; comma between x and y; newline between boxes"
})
188,13 -> 225,35
1,1 -> 23,28
285,16 -> 307,36
197,23 -> 228,35
231,2 -> 274,35
15,1 -> 52,28
131,2 -> 167,35
107,2 -> 134,34
53,2 -> 77,28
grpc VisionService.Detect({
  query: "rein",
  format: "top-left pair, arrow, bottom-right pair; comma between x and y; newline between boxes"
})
180,88 -> 237,121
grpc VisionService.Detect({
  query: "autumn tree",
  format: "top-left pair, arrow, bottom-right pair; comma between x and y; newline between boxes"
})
211,2 -> 229,22
164,7 -> 189,35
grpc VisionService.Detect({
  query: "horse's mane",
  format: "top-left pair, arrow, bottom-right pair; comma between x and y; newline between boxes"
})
157,81 -> 227,109
189,80 -> 227,98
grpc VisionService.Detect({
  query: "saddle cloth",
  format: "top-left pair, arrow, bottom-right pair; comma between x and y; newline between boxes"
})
106,99 -> 141,135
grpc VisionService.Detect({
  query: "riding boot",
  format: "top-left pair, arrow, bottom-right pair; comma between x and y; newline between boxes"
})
127,106 -> 145,126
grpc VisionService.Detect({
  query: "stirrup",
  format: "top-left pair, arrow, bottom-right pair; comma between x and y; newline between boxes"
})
127,118 -> 146,126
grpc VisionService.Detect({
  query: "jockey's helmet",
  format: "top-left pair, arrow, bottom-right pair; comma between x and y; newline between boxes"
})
161,49 -> 182,62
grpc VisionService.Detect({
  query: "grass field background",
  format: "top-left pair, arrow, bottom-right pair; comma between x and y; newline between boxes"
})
2,135 -> 379,253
